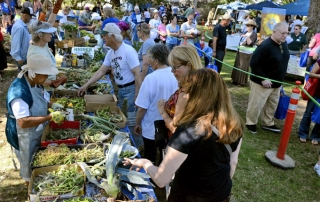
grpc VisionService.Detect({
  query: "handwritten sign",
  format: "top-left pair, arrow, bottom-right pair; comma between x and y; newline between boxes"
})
71,47 -> 95,59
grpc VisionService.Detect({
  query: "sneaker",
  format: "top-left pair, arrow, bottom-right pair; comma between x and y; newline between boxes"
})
261,125 -> 281,133
246,124 -> 257,134
314,164 -> 320,177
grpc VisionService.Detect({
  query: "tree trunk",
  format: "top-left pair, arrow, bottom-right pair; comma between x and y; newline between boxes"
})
305,0 -> 320,40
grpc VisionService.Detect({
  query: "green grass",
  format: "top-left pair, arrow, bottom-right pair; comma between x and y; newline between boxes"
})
218,50 -> 320,202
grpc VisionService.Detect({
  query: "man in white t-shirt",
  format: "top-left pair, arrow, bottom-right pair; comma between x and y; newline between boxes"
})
135,44 -> 178,163
180,13 -> 201,44
78,23 -> 141,113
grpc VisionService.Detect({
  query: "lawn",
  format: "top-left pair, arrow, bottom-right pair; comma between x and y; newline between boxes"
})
213,49 -> 319,202
0,28 -> 319,202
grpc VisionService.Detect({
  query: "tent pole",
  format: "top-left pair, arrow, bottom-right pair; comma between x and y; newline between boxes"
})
213,6 -> 218,22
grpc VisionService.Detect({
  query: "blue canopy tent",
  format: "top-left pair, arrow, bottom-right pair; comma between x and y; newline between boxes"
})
245,0 -> 280,10
280,0 -> 310,16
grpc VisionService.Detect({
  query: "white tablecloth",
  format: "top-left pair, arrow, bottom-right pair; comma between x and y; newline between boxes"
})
226,35 -> 241,51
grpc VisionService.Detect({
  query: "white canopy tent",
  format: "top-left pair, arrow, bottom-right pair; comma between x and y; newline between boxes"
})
213,1 -> 247,20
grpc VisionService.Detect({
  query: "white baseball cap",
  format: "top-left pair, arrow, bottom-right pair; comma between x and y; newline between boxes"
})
91,12 -> 101,20
18,54 -> 59,79
101,23 -> 121,35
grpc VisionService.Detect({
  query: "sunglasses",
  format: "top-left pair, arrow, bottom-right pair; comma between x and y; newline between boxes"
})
279,45 -> 283,54
171,64 -> 184,72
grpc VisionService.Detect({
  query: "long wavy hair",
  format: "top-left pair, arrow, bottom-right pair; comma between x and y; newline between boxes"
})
175,68 -> 243,144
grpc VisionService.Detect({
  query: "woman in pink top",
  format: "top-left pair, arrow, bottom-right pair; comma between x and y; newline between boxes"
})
307,33 -> 320,71
158,15 -> 168,44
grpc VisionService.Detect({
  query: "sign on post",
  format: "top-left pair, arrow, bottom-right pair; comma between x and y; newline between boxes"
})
260,7 -> 286,40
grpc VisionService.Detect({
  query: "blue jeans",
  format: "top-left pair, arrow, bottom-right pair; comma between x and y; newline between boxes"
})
118,84 -> 135,113
132,26 -> 139,43
298,97 -> 320,141
166,43 -> 177,52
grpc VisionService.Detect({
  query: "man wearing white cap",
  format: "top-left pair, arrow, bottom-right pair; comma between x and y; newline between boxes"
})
78,23 -> 141,114
212,13 -> 233,73
10,7 -> 34,71
6,54 -> 65,185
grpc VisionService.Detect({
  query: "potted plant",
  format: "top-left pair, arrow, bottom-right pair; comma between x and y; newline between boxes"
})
62,24 -> 78,39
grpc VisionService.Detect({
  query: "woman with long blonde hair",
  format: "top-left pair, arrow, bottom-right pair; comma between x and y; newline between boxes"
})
124,68 -> 243,202
158,44 -> 202,136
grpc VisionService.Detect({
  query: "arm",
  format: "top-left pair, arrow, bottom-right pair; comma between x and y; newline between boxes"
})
17,115 -> 52,128
48,0 -> 63,25
230,138 -> 242,179
166,27 -> 179,37
180,30 -> 195,39
78,64 -> 110,96
123,146 -> 187,188
309,37 -> 316,48
310,62 -> 320,79
212,37 -> 218,57
141,55 -> 150,81
159,92 -> 187,133
134,106 -> 147,135
131,66 -> 142,99
10,27 -> 23,62
246,33 -> 257,47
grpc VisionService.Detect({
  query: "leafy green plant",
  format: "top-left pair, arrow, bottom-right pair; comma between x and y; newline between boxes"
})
62,24 -> 78,32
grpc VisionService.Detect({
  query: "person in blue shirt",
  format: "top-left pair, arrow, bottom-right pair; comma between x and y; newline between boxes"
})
101,7 -> 119,30
10,7 -> 33,72
130,6 -> 141,47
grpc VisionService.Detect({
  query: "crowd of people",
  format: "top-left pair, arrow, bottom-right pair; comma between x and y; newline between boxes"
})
1,0 -> 320,200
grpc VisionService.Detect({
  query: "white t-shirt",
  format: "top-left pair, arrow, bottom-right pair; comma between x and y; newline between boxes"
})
11,98 -> 30,119
135,67 -> 178,140
180,22 -> 197,44
149,18 -> 161,39
103,42 -> 140,85
144,11 -> 150,18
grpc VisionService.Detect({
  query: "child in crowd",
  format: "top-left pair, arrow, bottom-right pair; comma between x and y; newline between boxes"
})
203,39 -> 213,67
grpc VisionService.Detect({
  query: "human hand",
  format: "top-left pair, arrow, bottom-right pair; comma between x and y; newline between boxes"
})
122,158 -> 151,171
50,76 -> 67,88
212,52 -> 216,58
50,111 -> 66,124
17,60 -> 24,66
77,85 -> 88,96
134,124 -> 142,136
261,80 -> 272,88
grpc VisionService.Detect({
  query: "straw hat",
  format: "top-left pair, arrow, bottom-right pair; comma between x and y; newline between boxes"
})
18,54 -> 59,79
245,20 -> 257,27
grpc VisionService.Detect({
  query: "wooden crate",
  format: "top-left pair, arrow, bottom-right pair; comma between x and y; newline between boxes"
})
55,37 -> 85,48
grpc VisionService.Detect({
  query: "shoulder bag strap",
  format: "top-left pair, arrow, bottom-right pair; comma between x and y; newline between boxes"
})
211,125 -> 232,155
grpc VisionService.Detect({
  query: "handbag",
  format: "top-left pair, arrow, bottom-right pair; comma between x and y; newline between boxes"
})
274,88 -> 290,120
301,69 -> 320,100
311,99 -> 320,124
154,120 -> 168,149
300,51 -> 309,67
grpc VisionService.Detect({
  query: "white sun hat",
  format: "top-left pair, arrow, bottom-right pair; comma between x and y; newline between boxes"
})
18,54 -> 59,80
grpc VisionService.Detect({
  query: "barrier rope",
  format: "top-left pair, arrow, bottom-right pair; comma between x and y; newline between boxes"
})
178,34 -> 320,107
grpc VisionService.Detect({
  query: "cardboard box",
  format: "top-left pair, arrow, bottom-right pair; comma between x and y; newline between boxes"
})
94,106 -> 127,129
84,94 -> 118,112
28,164 -> 85,202
52,89 -> 79,98
55,37 -> 85,48
41,121 -> 80,147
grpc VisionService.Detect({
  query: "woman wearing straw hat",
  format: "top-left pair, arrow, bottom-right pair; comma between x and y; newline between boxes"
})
5,54 -> 65,186
231,19 -> 257,86
28,20 -> 67,92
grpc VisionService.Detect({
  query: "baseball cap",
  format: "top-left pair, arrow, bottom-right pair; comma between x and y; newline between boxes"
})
21,7 -> 35,17
91,12 -> 101,20
85,6 -> 90,10
100,23 -> 121,35
222,13 -> 233,20
18,54 -> 59,79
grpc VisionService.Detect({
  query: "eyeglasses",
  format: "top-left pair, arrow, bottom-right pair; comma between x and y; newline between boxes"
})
171,64 -> 184,72
279,45 -> 283,54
